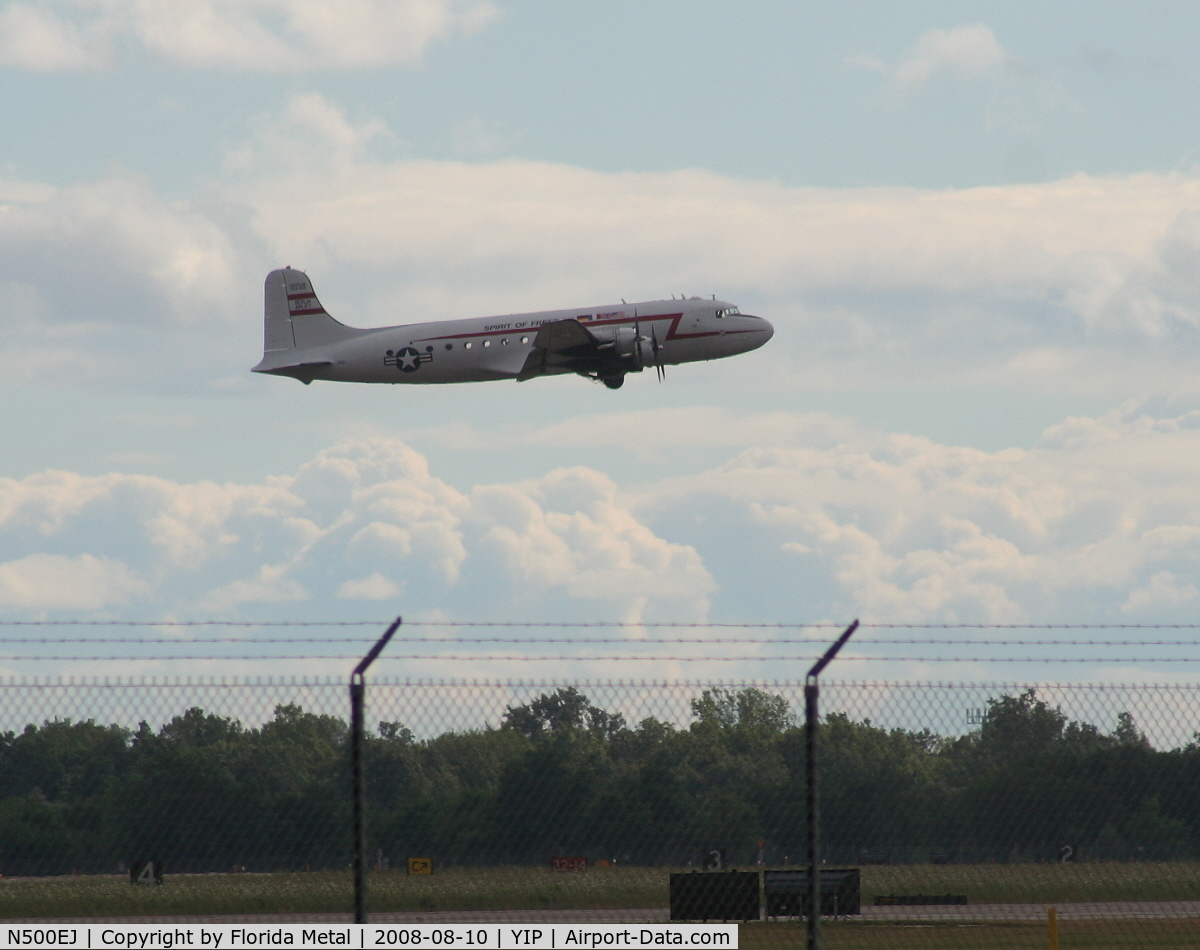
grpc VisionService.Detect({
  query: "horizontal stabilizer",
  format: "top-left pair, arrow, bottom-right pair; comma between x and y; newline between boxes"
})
253,360 -> 334,385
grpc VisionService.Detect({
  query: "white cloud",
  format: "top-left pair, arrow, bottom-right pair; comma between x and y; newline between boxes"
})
0,0 -> 498,71
7,97 -> 1200,400
0,3 -> 106,69
0,177 -> 243,316
847,25 -> 1076,134
222,92 -> 398,175
202,562 -> 311,609
632,403 -> 1200,626
848,24 -> 1008,92
7,94 -> 1200,397
0,553 -> 146,608
214,95 -> 1200,398
4,410 -> 1200,676
0,173 -> 251,387
6,405 -> 1200,629
0,437 -> 713,622
893,24 -> 1008,90
1122,570 -> 1198,614
469,467 -> 714,619
337,572 -> 403,599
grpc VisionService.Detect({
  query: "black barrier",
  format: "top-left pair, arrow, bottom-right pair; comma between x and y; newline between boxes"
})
764,868 -> 861,918
875,894 -> 967,906
669,871 -> 760,921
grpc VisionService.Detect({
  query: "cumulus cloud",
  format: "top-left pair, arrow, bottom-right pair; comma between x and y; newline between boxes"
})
0,3 -> 106,69
630,402 -> 1200,627
0,438 -> 713,624
337,572 -> 403,599
222,92 -> 398,176
848,24 -> 1008,91
0,553 -> 146,608
5,405 -> 1200,636
1122,570 -> 1197,614
894,24 -> 1008,89
847,25 -> 1076,134
0,174 -> 248,386
3,408 -> 1200,681
0,0 -> 498,71
7,93 -> 1200,396
216,97 -> 1200,395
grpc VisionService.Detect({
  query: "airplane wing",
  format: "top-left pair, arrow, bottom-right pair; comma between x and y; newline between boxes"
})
516,319 -> 604,381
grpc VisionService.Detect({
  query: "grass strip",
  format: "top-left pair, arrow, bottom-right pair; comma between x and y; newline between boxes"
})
1,863 -> 1197,920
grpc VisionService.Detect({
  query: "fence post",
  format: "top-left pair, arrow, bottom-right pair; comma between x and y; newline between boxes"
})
351,616 -> 402,924
805,620 -> 858,950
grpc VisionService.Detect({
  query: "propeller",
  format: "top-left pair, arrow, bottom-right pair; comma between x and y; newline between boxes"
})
650,324 -> 665,381
628,317 -> 664,381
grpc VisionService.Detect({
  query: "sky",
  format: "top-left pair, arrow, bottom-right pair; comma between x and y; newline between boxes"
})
4,1 -> 1200,692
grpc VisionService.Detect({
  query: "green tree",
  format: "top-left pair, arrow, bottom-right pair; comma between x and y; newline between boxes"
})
503,687 -> 625,739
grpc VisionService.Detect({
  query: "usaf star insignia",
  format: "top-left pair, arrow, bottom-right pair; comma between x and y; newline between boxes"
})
384,346 -> 433,372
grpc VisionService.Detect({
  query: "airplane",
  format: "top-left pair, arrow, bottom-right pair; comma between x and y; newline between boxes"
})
252,267 -> 773,390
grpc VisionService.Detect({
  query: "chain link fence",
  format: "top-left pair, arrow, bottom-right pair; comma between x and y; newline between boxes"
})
0,677 -> 1198,946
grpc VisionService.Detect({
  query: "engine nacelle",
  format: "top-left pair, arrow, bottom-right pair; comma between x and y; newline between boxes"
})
592,325 -> 650,370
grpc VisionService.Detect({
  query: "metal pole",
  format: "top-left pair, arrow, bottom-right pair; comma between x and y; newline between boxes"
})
805,620 -> 858,950
351,616 -> 402,924
351,676 -> 366,924
804,680 -> 820,950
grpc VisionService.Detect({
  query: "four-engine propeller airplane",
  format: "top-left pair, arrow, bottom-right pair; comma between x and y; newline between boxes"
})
252,267 -> 773,390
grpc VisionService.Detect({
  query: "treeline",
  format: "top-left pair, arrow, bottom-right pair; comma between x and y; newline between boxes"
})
0,687 -> 1197,875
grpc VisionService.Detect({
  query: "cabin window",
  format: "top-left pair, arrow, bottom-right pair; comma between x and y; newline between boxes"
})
445,343 -> 452,350
521,336 -> 529,344
483,340 -> 491,347
465,341 -> 472,349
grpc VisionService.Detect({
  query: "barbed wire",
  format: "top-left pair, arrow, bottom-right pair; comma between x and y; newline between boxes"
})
0,654 -> 1194,663
0,676 -> 1194,687
4,620 -> 1200,629
1,637 -> 1199,646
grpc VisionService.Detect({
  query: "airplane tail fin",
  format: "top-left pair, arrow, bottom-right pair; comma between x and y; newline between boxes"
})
262,267 -> 358,353
255,267 -> 362,382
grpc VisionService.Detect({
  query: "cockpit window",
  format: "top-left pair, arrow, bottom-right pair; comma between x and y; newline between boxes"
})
715,305 -> 740,318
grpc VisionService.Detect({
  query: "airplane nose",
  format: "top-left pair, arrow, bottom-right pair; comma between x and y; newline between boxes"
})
745,316 -> 773,349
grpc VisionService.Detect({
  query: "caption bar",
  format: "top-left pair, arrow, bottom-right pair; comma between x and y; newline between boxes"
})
2,926 -> 737,950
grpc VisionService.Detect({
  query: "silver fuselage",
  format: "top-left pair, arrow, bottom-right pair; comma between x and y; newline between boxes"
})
280,300 -> 771,384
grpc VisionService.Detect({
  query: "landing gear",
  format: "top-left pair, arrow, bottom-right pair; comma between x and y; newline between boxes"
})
602,376 -> 624,390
